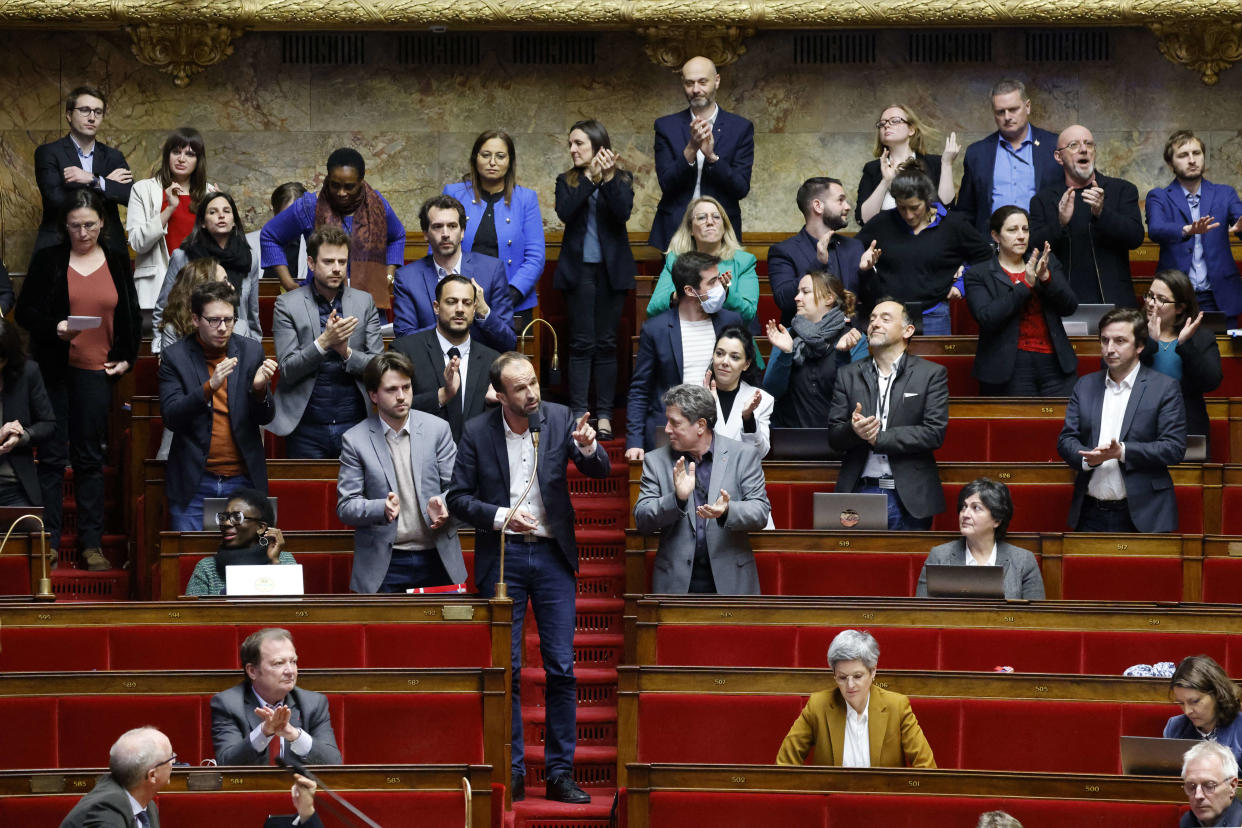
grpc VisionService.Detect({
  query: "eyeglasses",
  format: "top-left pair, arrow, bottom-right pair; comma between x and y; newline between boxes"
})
200,316 -> 237,329
67,221 -> 100,233
1184,779 -> 1225,796
215,511 -> 260,526
1144,292 -> 1174,306
875,117 -> 909,129
1057,140 -> 1095,152
150,753 -> 177,770
72,106 -> 105,118
692,213 -> 721,225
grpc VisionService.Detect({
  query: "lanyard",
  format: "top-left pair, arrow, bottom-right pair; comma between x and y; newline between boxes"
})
875,367 -> 896,429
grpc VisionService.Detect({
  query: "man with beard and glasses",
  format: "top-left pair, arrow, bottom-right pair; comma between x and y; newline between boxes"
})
1029,124 -> 1144,307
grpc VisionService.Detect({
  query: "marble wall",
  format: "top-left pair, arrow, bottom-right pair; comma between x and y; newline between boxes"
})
2,26 -> 1241,268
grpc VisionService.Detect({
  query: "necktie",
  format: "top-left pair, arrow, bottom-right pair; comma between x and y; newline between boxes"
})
1188,192 -> 1206,289
135,811 -> 150,828
446,347 -> 464,438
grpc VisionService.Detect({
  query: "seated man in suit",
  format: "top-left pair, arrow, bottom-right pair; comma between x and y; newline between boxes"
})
1181,741 -> 1242,828
634,383 -> 770,594
211,627 -> 342,766
1057,306 -> 1186,533
58,726 -> 171,828
269,226 -> 383,458
33,85 -> 132,264
1146,129 -> 1242,315
391,274 -> 499,442
392,194 -> 515,351
625,250 -> 742,461
337,351 -> 466,593
158,281 -> 277,531
828,298 -> 949,530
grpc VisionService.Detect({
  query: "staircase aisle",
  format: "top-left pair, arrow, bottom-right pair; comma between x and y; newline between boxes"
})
505,439 -> 627,828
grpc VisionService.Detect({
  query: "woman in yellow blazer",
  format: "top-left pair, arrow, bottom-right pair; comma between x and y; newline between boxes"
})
776,629 -> 936,767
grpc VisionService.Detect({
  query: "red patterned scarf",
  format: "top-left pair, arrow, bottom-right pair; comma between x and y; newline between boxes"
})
313,181 -> 391,308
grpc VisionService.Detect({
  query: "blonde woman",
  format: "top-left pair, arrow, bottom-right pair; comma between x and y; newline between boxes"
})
857,104 -> 958,224
646,196 -> 757,323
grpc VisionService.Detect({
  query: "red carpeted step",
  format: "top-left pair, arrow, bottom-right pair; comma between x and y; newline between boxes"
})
520,666 -> 618,708
49,568 -> 130,601
524,632 -> 623,669
574,532 -> 626,567
574,561 -> 625,599
572,499 -> 629,532
521,744 -> 617,789
507,792 -> 615,828
524,705 -> 617,747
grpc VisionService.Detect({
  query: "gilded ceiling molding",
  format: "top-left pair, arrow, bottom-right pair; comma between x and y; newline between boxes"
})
126,23 -> 244,87
1151,22 -> 1242,86
638,25 -> 755,69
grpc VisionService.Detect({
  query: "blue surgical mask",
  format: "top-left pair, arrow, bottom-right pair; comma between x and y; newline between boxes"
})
696,283 -> 727,314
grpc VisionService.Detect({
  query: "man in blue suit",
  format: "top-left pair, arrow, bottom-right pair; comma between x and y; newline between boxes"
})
956,79 -> 1061,237
649,56 -> 754,251
625,251 -> 742,460
447,352 -> 609,804
392,195 -> 515,351
1146,130 -> 1242,315
1057,307 -> 1186,533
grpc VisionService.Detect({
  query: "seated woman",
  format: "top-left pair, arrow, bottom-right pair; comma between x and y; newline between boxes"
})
156,257 -> 227,354
646,196 -> 758,326
776,629 -> 936,767
915,477 -> 1044,599
0,319 -> 55,509
764,271 -> 858,428
185,488 -> 296,597
965,205 -> 1079,397
1145,269 -> 1222,449
1164,655 -> 1242,764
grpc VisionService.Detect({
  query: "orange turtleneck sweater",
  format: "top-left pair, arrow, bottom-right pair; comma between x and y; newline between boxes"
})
200,342 -> 246,478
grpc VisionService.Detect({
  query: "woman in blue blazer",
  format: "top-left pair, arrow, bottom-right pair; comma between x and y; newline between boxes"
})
443,130 -> 545,330
553,119 -> 636,441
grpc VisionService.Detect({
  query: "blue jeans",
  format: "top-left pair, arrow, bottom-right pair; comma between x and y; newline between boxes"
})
169,473 -> 252,532
921,302 -> 951,336
285,421 -> 355,459
857,483 -> 932,531
476,537 -> 576,778
379,550 -> 453,593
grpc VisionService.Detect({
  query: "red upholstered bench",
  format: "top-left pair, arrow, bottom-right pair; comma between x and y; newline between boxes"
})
1060,556 -> 1185,602
774,552 -> 924,596
1204,557 -> 1242,604
267,480 -> 346,531
638,694 -> 805,766
649,791 -> 828,827
827,794 -> 1181,828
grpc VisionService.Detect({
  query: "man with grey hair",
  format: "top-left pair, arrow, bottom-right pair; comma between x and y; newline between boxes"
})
634,383 -> 770,594
956,78 -> 1061,236
1181,740 -> 1242,827
59,726 -> 170,827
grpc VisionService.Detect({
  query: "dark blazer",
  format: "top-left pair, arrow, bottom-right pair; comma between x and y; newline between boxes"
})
158,334 -> 275,507
447,402 -> 610,580
1057,365 -> 1187,532
856,154 -> 944,224
391,329 -> 498,442
828,352 -> 949,520
58,773 -> 158,828
1028,172 -> 1145,307
0,260 -> 14,315
916,539 -> 1045,599
964,254 -> 1079,385
33,135 -> 132,260
649,107 -> 755,250
0,361 -> 56,505
957,126 -> 1061,236
392,253 -> 515,351
16,244 -> 141,385
1143,325 -> 1222,443
625,307 -> 743,451
553,171 -> 637,292
1146,178 -> 1242,315
210,682 -> 342,765
765,228 -> 862,327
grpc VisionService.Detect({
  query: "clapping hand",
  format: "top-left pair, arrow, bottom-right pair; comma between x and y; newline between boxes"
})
427,496 -> 450,529
1081,181 -> 1105,217
943,131 -> 960,165
696,489 -> 730,520
858,240 -> 881,271
741,388 -> 762,419
766,319 -> 794,354
1179,311 -> 1205,346
673,456 -> 696,502
1080,439 -> 1122,467
0,420 -> 23,455
851,401 -> 881,445
1024,241 -> 1052,286
252,358 -> 278,392
384,491 -> 400,522
1186,215 -> 1221,236
255,703 -> 297,740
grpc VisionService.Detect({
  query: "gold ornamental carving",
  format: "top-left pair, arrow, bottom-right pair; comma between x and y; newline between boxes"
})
638,25 -> 755,69
126,23 -> 243,87
1151,22 -> 1242,85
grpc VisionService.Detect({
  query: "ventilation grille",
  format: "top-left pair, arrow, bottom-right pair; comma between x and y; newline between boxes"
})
907,31 -> 993,63
511,33 -> 596,65
281,33 -> 366,66
793,32 -> 877,64
1025,29 -> 1111,62
397,33 -> 481,65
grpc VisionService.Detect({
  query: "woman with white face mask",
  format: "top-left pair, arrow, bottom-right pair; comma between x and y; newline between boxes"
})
647,196 -> 758,324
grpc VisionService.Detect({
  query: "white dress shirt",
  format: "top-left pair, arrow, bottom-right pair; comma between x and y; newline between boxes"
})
247,688 -> 315,757
493,416 -> 552,537
1085,362 -> 1138,501
861,355 -> 903,480
842,700 -> 871,768
690,104 -> 720,201
434,251 -> 463,280
436,329 -> 471,407
964,544 -> 998,566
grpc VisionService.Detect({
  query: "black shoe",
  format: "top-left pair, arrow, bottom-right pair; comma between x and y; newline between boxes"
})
545,773 -> 590,804
511,772 -> 525,802
596,420 -> 613,442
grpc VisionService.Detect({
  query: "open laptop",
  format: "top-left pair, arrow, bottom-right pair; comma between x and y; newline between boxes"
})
1120,736 -> 1201,776
924,564 -> 1005,599
224,564 -> 304,596
812,493 -> 888,530
1061,304 -> 1115,336
768,428 -> 836,461
202,496 -> 279,532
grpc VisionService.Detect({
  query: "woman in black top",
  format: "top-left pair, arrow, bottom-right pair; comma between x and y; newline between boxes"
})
857,104 -> 958,225
553,119 -> 636,440
763,271 -> 855,428
1144,268 -> 1222,447
856,166 -> 992,336
0,319 -> 55,508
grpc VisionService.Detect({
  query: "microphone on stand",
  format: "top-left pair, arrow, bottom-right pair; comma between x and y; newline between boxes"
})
497,404 -> 543,600
527,405 -> 543,450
